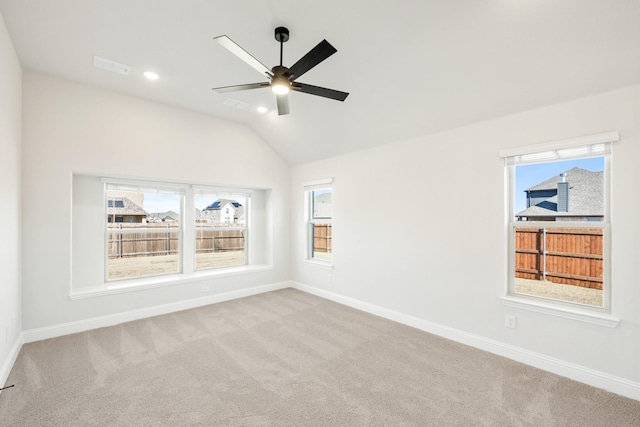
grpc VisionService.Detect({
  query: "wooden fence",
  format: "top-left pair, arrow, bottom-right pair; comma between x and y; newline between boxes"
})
195,229 -> 245,253
515,227 -> 603,289
107,224 -> 244,259
313,224 -> 332,253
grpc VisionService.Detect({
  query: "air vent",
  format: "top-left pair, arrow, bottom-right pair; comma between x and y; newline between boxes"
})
93,56 -> 130,75
223,98 -> 249,109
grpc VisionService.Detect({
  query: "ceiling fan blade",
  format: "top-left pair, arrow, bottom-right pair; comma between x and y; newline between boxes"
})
212,82 -> 270,93
214,35 -> 273,77
291,82 -> 349,101
288,39 -> 337,81
276,93 -> 290,115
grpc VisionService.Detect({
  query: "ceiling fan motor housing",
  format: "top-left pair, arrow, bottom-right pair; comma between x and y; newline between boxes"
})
271,65 -> 290,78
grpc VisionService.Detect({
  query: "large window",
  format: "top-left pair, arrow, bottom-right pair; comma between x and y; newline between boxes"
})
71,175 -> 269,295
501,132 -> 617,312
304,179 -> 333,263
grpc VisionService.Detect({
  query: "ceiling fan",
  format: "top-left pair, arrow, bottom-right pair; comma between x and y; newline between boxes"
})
212,27 -> 349,115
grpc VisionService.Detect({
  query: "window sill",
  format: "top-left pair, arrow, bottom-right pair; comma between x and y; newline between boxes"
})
302,259 -> 334,270
69,264 -> 273,300
500,295 -> 619,328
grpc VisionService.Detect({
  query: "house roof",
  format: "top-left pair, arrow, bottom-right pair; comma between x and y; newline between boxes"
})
516,167 -> 603,218
106,197 -> 147,216
203,199 -> 242,211
159,210 -> 180,221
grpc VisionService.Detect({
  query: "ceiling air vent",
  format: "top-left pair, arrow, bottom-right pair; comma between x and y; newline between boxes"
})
223,98 -> 249,109
93,55 -> 130,75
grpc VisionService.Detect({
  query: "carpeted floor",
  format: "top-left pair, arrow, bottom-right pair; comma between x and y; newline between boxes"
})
1,288 -> 639,426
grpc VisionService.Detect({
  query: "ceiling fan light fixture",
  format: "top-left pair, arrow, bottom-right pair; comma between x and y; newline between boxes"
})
271,77 -> 290,94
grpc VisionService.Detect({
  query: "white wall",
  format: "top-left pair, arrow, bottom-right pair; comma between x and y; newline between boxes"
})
291,85 -> 640,385
21,71 -> 290,331
0,13 -> 22,384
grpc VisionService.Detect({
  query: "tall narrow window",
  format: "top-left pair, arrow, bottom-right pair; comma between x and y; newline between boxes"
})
304,179 -> 333,263
501,132 -> 617,311
105,181 -> 185,281
194,188 -> 250,271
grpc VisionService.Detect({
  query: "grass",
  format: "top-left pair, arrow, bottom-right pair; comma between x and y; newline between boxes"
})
514,277 -> 603,307
108,251 -> 245,281
312,251 -> 332,262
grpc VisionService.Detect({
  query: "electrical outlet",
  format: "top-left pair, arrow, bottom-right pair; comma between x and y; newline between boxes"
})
505,314 -> 517,329
200,286 -> 210,293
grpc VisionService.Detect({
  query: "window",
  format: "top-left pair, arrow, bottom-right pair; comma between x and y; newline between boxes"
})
194,189 -> 249,271
501,132 -> 617,312
105,182 -> 185,281
72,175 -> 270,297
304,179 -> 333,263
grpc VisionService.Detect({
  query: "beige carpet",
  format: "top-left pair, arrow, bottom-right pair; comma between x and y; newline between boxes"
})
1,289 -> 639,426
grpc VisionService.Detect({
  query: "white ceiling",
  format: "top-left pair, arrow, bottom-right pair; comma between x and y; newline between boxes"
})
1,0 -> 639,165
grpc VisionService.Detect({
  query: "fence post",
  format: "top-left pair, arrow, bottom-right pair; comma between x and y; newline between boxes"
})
534,229 -> 540,280
119,223 -> 123,258
542,228 -> 547,281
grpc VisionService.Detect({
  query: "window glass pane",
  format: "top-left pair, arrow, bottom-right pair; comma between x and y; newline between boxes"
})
106,189 -> 181,281
514,157 -> 604,223
312,189 -> 332,219
194,195 -> 246,270
310,223 -> 332,262
513,226 -> 604,307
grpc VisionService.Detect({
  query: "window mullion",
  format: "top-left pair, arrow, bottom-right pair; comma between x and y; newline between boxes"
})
183,187 -> 195,274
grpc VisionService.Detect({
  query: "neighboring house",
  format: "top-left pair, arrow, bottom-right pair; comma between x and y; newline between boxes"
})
107,197 -> 148,223
515,167 -> 603,221
201,199 -> 245,225
149,209 -> 204,223
147,210 -> 180,223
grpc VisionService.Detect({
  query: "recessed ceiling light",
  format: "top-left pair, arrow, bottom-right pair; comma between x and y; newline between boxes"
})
257,106 -> 268,114
144,71 -> 159,80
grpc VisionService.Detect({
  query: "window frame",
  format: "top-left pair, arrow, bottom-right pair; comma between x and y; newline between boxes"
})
499,132 -> 620,326
304,178 -> 333,265
104,180 -> 186,282
95,178 -> 262,287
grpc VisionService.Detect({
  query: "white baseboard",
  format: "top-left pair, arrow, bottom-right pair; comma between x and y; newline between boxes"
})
292,281 -> 640,402
16,279 -> 640,402
23,281 -> 291,343
0,332 -> 23,394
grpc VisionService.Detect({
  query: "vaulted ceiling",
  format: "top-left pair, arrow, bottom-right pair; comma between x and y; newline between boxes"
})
1,0 -> 639,165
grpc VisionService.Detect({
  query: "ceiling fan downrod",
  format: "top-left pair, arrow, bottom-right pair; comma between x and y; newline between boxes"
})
274,27 -> 289,67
